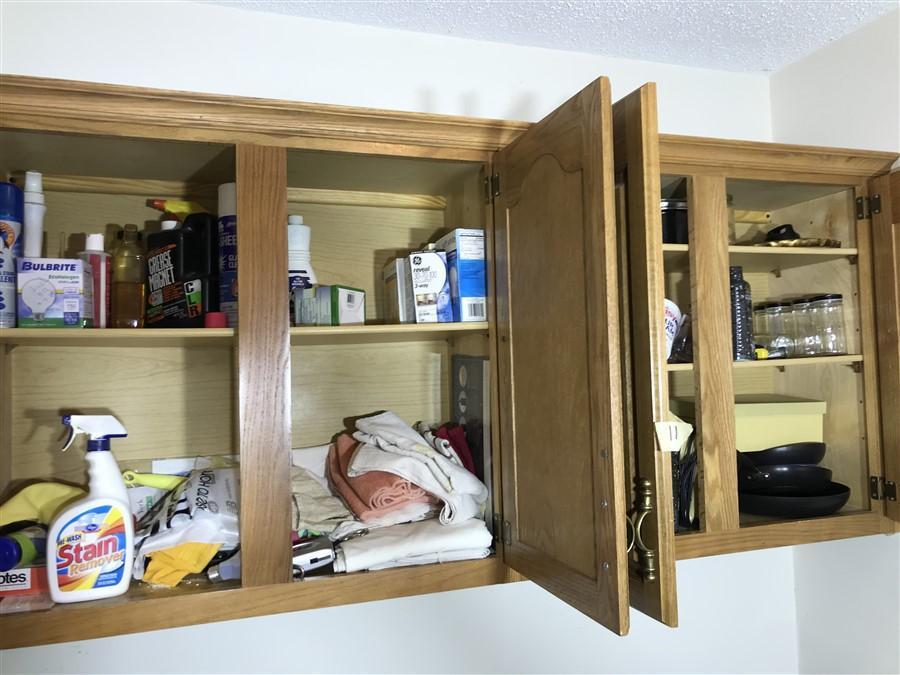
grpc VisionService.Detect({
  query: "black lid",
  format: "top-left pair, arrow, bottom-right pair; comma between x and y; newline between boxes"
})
811,293 -> 842,302
791,297 -> 814,305
754,302 -> 769,311
770,301 -> 792,308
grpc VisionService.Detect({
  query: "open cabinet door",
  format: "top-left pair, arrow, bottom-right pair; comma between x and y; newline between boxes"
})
612,84 -> 679,626
870,171 -> 900,524
493,77 -> 630,634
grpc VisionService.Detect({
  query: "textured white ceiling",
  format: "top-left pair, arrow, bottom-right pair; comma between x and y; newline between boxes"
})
211,0 -> 897,72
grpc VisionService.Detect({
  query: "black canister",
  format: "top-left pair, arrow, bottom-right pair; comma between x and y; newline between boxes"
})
730,266 -> 754,361
661,199 -> 688,244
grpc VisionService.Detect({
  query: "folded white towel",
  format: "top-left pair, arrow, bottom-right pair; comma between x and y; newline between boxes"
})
291,444 -> 331,491
351,412 -> 489,524
366,547 -> 491,571
333,517 -> 493,573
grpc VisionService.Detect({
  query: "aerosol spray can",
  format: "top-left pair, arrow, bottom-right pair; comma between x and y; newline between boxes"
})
0,237 -> 16,327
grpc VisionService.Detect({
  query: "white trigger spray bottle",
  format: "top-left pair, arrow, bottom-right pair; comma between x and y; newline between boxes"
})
47,415 -> 134,603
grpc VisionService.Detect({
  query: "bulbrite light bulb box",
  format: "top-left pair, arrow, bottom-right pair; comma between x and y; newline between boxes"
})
16,258 -> 93,328
409,249 -> 452,323
433,229 -> 486,322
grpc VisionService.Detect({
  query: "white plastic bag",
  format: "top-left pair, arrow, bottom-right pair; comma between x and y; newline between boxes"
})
132,467 -> 240,580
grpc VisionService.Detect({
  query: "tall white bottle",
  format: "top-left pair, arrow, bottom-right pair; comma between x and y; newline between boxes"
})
47,415 -> 134,603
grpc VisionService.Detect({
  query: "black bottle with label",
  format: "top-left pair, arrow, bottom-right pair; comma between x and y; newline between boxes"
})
145,213 -> 219,327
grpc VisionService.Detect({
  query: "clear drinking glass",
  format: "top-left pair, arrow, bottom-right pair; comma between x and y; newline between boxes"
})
812,294 -> 846,354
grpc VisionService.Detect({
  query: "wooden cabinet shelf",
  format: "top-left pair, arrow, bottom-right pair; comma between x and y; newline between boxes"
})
662,243 -> 858,272
0,323 -> 489,348
0,327 -> 233,347
667,354 -> 864,372
290,322 -> 489,345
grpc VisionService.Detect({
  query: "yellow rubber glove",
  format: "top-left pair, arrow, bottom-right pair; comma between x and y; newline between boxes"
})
143,542 -> 223,588
122,471 -> 185,491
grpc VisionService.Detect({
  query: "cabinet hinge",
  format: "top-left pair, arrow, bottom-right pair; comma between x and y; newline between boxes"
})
484,173 -> 500,203
869,475 -> 897,502
870,194 -> 882,215
856,195 -> 882,220
502,519 -> 512,546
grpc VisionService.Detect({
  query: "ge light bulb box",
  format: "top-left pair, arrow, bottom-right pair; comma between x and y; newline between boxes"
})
432,229 -> 486,322
409,249 -> 452,323
16,258 -> 93,327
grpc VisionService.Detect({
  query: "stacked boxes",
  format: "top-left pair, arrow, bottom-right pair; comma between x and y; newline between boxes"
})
383,229 -> 486,324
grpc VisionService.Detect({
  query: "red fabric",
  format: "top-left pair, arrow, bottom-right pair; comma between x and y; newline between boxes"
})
437,425 -> 476,475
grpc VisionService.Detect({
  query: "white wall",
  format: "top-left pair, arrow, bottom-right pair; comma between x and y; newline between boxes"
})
771,9 -> 900,153
1,2 -> 896,674
0,0 -> 771,140
794,536 -> 900,675
768,11 -> 900,675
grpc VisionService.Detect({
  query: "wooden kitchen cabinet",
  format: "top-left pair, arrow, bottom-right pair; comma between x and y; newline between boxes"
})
0,75 -> 896,647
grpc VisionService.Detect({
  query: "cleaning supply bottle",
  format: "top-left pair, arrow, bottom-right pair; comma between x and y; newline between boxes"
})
79,233 -> 110,328
0,525 -> 47,572
217,183 -> 238,327
146,199 -> 208,221
23,171 -> 46,258
111,224 -> 145,328
0,236 -> 15,328
0,181 -> 24,258
47,415 -> 133,603
288,215 -> 317,292
145,214 -> 219,327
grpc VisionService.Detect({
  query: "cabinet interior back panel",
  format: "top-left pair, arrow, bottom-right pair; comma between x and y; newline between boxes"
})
291,200 -> 446,322
290,341 -> 449,448
41,189 -> 217,259
9,346 -> 234,483
774,364 -> 868,510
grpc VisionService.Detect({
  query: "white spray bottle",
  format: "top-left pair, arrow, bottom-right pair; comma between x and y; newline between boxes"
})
47,415 -> 134,603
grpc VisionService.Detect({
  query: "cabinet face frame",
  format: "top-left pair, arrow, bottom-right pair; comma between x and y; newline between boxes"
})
657,143 -> 899,558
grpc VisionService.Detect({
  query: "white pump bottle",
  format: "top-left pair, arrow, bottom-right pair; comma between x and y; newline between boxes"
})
47,415 -> 134,603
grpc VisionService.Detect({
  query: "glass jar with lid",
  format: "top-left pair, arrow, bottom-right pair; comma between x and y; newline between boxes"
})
812,294 -> 846,355
753,302 -> 770,347
767,302 -> 795,358
791,297 -> 818,356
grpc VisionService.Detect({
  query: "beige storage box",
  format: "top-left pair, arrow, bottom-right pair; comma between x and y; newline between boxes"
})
670,394 -> 826,453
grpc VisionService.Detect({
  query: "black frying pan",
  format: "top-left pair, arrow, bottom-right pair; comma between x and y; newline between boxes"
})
738,461 -> 833,495
739,482 -> 851,518
741,442 -> 826,466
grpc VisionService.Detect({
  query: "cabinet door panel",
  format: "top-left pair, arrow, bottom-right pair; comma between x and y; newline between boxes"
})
870,171 -> 900,524
493,77 -> 630,634
612,83 -> 679,625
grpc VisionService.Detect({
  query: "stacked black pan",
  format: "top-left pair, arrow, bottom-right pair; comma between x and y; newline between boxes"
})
737,442 -> 851,518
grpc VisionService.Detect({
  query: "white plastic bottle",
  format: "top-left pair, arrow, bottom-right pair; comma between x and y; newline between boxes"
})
79,233 -> 110,328
23,171 -> 46,258
287,214 -> 317,292
47,415 -> 134,603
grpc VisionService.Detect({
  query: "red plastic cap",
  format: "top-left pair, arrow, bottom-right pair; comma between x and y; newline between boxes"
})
204,312 -> 228,328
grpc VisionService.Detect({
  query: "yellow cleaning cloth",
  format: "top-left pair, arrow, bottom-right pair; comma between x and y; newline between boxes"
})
143,542 -> 223,588
0,482 -> 85,527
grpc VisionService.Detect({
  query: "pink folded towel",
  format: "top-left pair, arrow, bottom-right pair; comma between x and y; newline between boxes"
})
327,433 -> 436,523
